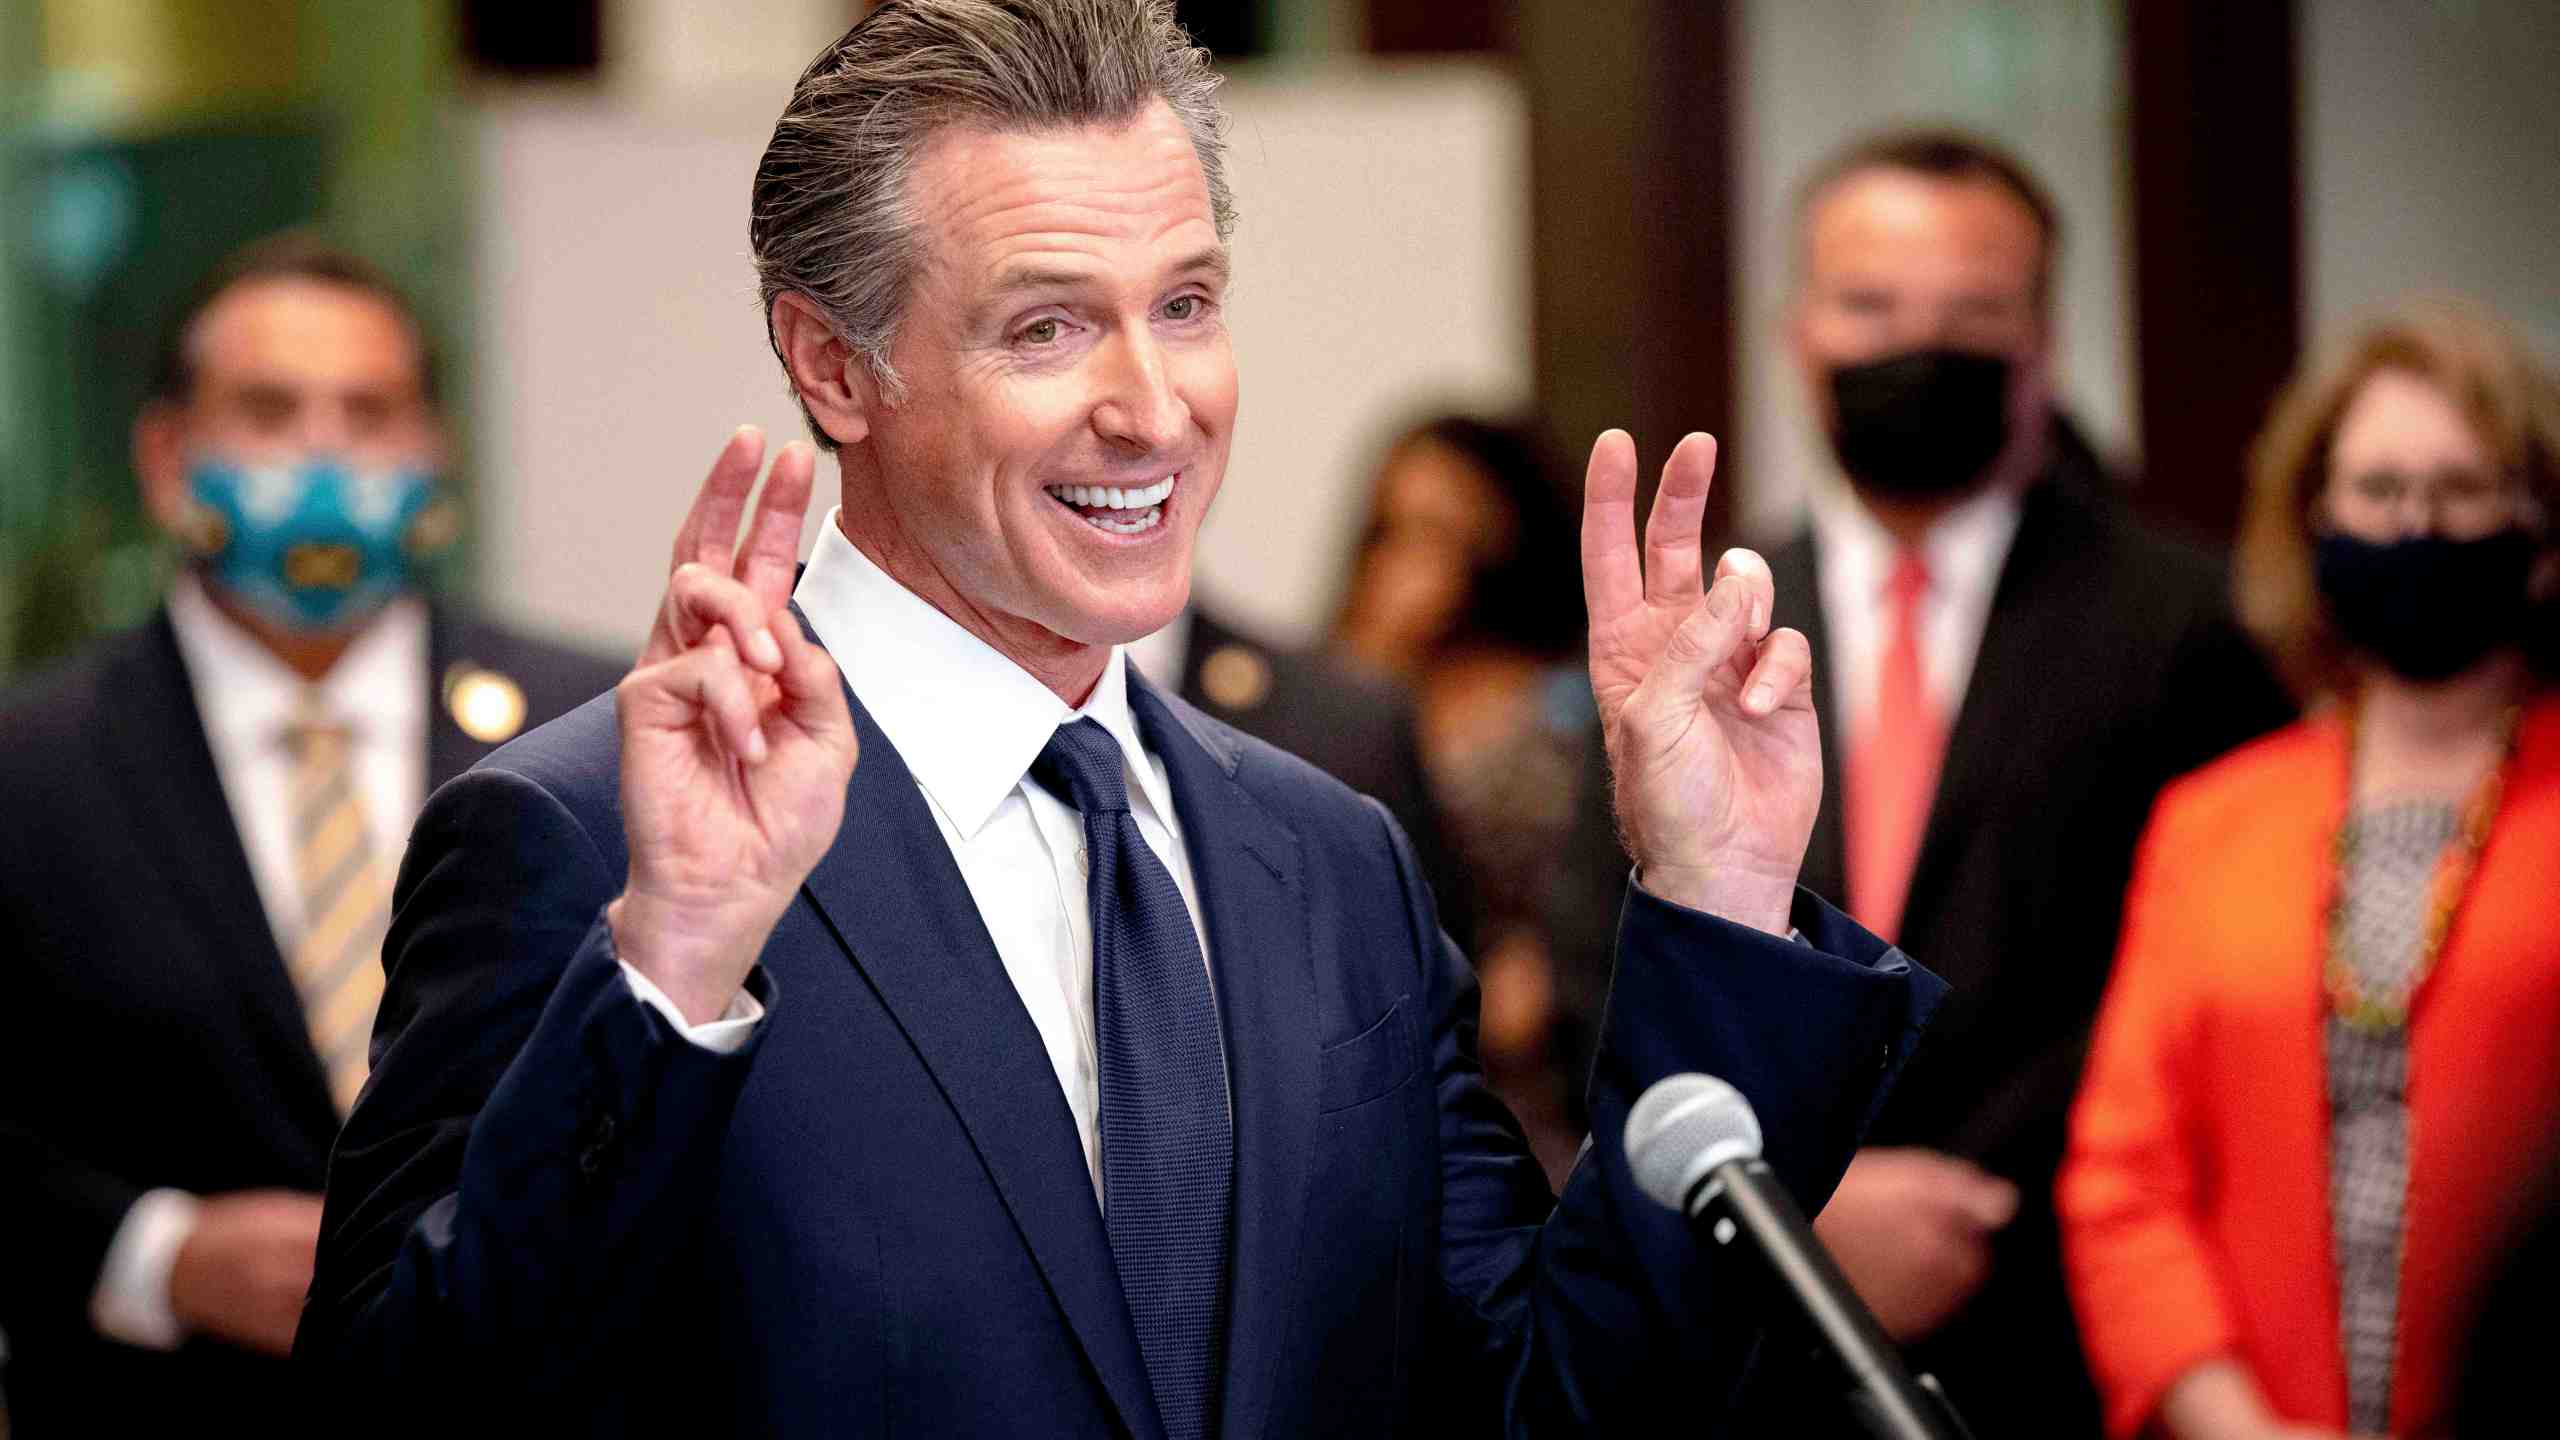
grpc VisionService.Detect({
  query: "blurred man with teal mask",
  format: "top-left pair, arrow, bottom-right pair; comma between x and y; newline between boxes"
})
0,233 -> 621,1436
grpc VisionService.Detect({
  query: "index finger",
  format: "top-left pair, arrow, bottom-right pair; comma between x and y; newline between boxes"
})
1579,429 -> 1642,623
670,425 -> 767,574
736,441 -> 817,609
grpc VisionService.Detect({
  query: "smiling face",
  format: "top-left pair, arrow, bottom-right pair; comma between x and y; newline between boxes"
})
825,100 -> 1236,686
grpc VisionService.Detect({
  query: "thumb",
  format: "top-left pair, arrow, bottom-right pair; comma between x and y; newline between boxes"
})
1637,579 -> 1751,725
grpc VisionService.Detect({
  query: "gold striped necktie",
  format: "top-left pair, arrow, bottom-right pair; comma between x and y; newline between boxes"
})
285,693 -> 391,1114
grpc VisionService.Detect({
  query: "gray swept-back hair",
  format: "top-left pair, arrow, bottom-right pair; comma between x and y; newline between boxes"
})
750,0 -> 1235,449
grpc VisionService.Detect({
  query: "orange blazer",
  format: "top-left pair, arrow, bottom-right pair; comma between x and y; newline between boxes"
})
2060,696 -> 2560,1439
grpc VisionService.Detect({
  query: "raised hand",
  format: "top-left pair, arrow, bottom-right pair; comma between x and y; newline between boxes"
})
1581,430 -> 1819,935
609,427 -> 858,1023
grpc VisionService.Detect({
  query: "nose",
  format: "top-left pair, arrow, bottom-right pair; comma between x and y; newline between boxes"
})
290,404 -> 357,458
2386,490 -> 2441,537
1903,301 -> 1969,352
1091,328 -> 1189,455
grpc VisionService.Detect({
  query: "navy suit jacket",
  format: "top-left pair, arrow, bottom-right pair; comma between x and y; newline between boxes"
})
298,661 -> 1943,1437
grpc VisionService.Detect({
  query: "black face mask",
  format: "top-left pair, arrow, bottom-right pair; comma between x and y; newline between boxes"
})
2314,528 -> 2540,683
1827,347 -> 2013,501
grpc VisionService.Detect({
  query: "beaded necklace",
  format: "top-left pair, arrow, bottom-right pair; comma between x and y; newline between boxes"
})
2323,695 -> 2524,1033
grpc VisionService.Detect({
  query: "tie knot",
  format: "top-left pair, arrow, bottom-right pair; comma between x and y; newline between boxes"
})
1883,549 -> 1932,606
1032,717 -> 1131,816
287,692 -> 351,758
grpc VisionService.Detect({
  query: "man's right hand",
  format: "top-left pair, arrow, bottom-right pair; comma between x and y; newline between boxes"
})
611,428 -> 858,1024
1811,1146 -> 2018,1342
166,1189 -> 323,1356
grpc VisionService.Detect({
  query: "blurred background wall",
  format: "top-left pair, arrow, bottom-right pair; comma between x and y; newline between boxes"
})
2302,0 -> 2560,358
2,0 -> 2554,674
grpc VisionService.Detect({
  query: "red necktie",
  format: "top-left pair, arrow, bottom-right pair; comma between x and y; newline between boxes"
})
1845,550 -> 1946,942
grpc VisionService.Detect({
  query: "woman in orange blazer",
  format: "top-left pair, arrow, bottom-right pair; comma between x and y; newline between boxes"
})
2060,297 -> 2560,1440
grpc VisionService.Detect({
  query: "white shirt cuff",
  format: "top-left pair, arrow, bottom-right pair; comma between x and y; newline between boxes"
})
618,959 -> 763,1053
90,1187 -> 201,1351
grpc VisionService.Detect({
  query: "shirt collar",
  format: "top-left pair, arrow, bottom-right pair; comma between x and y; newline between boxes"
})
793,510 -> 1172,840
165,571 -> 428,748
1808,470 -> 2024,604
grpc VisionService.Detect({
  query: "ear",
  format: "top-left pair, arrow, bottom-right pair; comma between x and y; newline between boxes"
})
132,402 -> 191,534
771,292 -> 875,447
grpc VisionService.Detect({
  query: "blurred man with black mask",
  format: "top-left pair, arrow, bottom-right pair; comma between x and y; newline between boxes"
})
1566,131 -> 2292,1436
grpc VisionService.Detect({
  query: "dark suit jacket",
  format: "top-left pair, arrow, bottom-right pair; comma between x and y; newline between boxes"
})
1163,605 -> 1474,948
297,646 -> 1945,1437
1740,441 -> 2293,1435
0,604 -> 621,1437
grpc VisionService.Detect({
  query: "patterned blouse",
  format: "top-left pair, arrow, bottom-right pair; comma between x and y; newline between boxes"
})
2325,799 -> 2460,1434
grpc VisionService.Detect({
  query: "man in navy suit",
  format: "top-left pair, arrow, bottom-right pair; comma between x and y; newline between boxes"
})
297,3 -> 1943,1434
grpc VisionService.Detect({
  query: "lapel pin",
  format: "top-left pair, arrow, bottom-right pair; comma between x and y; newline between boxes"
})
1200,642 -> 1273,713
444,663 -> 528,745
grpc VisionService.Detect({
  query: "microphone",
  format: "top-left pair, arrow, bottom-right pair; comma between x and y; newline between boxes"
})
1625,1074 -> 1976,1440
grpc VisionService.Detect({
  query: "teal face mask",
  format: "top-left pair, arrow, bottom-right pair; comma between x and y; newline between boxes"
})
181,453 -> 453,632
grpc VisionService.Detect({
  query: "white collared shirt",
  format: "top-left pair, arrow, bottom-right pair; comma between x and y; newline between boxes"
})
1806,475 -> 2024,746
164,572 -> 429,955
627,511 -> 1213,1201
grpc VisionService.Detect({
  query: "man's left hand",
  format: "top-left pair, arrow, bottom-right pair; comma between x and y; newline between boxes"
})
1581,430 -> 1819,936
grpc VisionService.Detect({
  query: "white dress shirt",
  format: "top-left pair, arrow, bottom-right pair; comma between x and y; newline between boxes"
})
1806,475 -> 2024,747
165,573 -> 429,953
623,512 -> 1214,1202
92,576 -> 430,1350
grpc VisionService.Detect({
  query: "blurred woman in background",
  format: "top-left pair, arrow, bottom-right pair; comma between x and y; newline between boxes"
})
1329,413 -> 1590,1183
2060,298 -> 2560,1440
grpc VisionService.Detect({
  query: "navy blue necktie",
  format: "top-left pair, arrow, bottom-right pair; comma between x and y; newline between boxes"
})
1033,718 -> 1233,1440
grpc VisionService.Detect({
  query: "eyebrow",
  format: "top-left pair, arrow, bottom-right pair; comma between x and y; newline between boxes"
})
977,246 -> 1233,315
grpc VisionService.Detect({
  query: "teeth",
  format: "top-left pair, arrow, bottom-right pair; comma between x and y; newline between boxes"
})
1081,506 -> 1163,535
1045,476 -> 1177,511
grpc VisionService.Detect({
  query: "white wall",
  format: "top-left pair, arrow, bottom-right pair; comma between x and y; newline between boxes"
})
2301,0 -> 2560,358
468,60 -> 1530,653
1201,61 -> 1532,642
1731,0 -> 2132,539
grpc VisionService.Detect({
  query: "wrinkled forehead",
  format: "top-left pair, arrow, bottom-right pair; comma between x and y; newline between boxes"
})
903,101 -> 1223,295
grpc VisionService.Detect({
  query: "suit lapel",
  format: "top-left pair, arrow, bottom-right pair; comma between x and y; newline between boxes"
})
99,614 -> 340,1137
1770,533 -> 1849,904
793,666 -> 1166,1440
1127,677 -> 1314,1440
